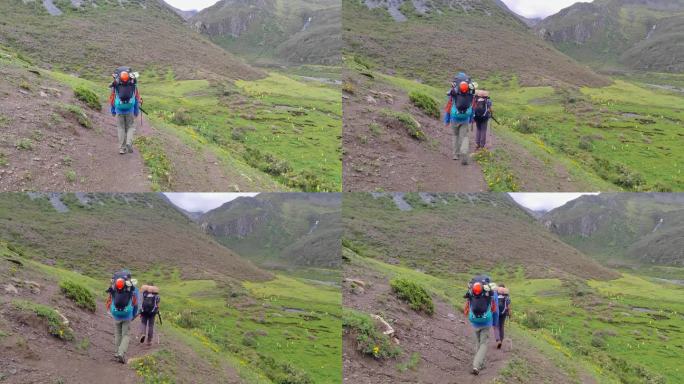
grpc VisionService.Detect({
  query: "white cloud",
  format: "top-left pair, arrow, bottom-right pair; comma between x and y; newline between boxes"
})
163,0 -> 219,11
508,192 -> 599,212
501,0 -> 590,19
164,193 -> 259,212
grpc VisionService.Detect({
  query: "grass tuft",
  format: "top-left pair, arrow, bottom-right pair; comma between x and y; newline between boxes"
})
74,86 -> 101,110
343,309 -> 401,359
409,91 -> 440,119
13,300 -> 74,341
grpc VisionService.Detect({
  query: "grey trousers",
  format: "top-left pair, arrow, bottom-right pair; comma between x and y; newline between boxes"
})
452,123 -> 470,163
473,326 -> 490,370
114,320 -> 130,357
117,114 -> 136,149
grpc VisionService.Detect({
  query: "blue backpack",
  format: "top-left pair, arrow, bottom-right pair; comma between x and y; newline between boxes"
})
112,67 -> 137,112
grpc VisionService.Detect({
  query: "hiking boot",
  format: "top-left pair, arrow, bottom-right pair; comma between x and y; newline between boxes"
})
126,144 -> 133,153
139,334 -> 146,344
471,368 -> 479,375
461,156 -> 469,165
117,353 -> 126,364
119,147 -> 126,155
497,341 -> 502,349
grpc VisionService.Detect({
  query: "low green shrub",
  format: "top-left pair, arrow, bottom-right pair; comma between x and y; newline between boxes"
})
343,309 -> 401,359
60,104 -> 92,128
390,278 -> 434,315
380,110 -> 425,141
74,86 -> 101,110
409,91 -> 440,119
256,354 -> 313,384
59,280 -> 96,312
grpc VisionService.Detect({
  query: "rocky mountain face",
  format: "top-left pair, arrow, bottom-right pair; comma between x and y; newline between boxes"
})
196,193 -> 342,269
536,0 -> 684,71
543,193 -> 684,266
189,0 -> 341,65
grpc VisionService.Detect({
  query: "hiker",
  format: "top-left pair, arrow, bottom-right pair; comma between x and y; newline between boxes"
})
444,72 -> 476,165
464,275 -> 497,375
106,269 -> 139,364
139,284 -> 161,347
472,90 -> 493,150
110,66 -> 142,155
496,285 -> 511,349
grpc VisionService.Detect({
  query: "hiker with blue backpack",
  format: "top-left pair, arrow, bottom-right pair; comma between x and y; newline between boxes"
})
464,275 -> 497,375
110,67 -> 142,155
444,72 -> 476,165
106,269 -> 139,364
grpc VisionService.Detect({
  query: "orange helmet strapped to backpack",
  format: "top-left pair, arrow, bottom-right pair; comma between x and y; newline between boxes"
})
472,282 -> 483,295
115,278 -> 125,290
459,81 -> 469,93
120,71 -> 130,83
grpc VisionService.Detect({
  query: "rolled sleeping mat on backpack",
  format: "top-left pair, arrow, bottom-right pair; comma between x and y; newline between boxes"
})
141,285 -> 159,294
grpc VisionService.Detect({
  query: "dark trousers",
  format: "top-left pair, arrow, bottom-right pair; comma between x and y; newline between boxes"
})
497,313 -> 507,341
475,118 -> 489,148
140,313 -> 156,343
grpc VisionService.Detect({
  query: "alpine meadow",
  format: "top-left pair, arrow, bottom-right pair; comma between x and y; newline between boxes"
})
0,0 -> 341,192
0,193 -> 342,384
342,0 -> 684,192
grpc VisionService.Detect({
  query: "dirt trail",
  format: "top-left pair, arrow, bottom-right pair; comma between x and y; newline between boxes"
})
343,263 -> 508,383
0,66 -> 151,192
343,73 -> 488,192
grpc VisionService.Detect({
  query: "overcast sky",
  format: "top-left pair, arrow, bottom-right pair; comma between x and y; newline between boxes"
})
509,193 -> 599,212
501,0 -> 589,19
164,0 -> 218,11
164,193 -> 258,212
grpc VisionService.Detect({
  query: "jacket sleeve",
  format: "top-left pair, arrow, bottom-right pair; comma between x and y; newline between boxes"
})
109,88 -> 116,114
491,299 -> 497,313
105,294 -> 112,311
464,300 -> 470,316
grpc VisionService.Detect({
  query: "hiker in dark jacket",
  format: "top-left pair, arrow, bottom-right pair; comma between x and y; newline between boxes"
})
139,284 -> 160,347
495,285 -> 511,349
472,90 -> 493,150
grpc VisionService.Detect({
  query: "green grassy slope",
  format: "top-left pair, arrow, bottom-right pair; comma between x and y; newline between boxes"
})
1,239 -> 342,383
543,193 -> 684,266
198,193 -> 342,269
0,0 -> 342,192
0,0 -> 260,80
344,199 -> 684,383
343,0 -> 607,87
191,0 -> 341,66
0,193 -> 269,281
343,193 -> 617,280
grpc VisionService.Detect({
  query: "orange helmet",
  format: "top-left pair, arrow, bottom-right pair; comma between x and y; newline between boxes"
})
459,81 -> 469,93
120,71 -> 130,83
472,282 -> 483,295
115,278 -> 125,290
